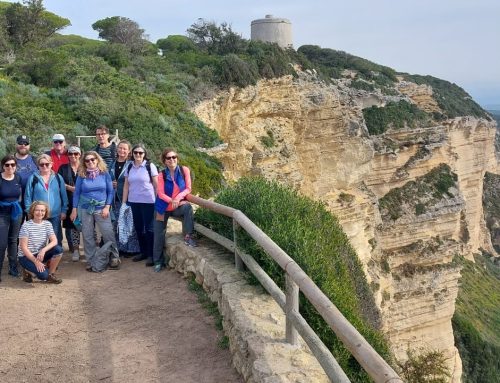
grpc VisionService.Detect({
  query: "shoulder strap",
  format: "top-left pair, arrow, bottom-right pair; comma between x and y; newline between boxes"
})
31,174 -> 38,190
126,161 -> 152,183
146,161 -> 153,183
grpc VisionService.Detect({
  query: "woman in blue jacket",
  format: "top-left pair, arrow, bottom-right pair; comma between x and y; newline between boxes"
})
24,154 -> 68,246
70,151 -> 119,270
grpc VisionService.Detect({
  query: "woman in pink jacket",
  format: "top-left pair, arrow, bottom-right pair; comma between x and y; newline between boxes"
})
153,148 -> 196,272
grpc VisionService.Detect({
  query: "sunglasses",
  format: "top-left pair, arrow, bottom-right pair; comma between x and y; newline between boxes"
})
39,162 -> 51,167
68,153 -> 80,156
3,163 -> 16,168
165,155 -> 177,161
85,158 -> 96,163
17,142 -> 29,146
53,140 -> 64,144
133,151 -> 145,155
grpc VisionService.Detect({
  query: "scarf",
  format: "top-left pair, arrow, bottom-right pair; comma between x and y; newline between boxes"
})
86,168 -> 100,180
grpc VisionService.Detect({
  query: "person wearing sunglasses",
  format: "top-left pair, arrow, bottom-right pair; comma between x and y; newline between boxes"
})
24,154 -> 68,247
0,155 -> 23,281
153,148 -> 196,272
45,133 -> 69,173
58,146 -> 82,262
122,144 -> 158,265
70,151 -> 119,271
14,135 -> 37,201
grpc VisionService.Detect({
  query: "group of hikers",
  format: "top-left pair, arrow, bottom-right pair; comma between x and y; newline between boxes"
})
0,125 -> 197,285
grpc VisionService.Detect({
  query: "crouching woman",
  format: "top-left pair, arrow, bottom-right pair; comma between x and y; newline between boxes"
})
18,201 -> 63,284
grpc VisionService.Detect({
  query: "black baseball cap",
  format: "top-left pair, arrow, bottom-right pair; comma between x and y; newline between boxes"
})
16,135 -> 30,144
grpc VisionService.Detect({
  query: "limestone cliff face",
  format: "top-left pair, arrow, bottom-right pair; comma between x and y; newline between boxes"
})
194,75 -> 497,382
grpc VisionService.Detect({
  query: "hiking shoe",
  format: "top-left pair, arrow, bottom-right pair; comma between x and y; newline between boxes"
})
184,235 -> 198,247
72,250 -> 80,262
22,269 -> 33,283
47,274 -> 62,284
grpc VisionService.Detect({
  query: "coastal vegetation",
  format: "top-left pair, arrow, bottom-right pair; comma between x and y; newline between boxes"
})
453,253 -> 500,382
362,100 -> 432,135
1,2 -> 497,379
195,177 -> 390,382
379,164 -> 458,221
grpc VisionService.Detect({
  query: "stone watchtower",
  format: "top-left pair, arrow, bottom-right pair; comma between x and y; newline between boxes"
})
250,15 -> 293,48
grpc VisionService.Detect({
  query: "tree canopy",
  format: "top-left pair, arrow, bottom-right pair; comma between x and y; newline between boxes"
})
92,16 -> 148,53
0,0 -> 70,51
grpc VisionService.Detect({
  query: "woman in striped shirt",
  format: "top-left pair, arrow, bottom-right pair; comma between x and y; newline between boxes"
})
18,201 -> 63,284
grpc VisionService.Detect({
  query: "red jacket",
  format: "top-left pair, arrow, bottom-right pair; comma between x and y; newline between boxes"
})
46,149 -> 69,173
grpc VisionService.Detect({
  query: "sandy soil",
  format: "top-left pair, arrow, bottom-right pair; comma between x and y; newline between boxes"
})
0,252 -> 243,383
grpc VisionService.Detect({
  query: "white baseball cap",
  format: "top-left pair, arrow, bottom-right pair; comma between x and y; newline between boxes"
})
52,133 -> 65,141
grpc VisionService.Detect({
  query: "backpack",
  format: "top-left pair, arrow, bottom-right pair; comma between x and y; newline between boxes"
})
127,160 -> 153,183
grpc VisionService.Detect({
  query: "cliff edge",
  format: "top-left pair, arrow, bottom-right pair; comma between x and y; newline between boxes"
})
194,72 -> 498,381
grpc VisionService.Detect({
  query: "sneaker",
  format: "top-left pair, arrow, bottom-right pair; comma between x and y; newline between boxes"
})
184,235 -> 198,247
145,259 -> 154,267
153,263 -> 163,273
47,274 -> 62,284
22,269 -> 33,283
72,250 -> 80,262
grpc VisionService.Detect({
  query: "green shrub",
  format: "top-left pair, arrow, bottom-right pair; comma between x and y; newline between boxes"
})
195,177 -> 391,382
398,348 -> 450,383
452,253 -> 500,382
379,164 -> 458,221
298,44 -> 397,83
404,74 -> 489,120
362,100 -> 432,135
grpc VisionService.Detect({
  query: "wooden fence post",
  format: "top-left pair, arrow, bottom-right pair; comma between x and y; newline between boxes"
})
233,219 -> 244,271
285,273 -> 299,346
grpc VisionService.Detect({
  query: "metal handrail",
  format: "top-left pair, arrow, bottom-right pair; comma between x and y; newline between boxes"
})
187,194 -> 403,383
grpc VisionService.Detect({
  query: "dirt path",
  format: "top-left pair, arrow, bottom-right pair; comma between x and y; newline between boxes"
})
0,253 -> 243,383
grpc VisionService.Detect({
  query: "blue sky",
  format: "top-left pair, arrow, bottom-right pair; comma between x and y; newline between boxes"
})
11,0 -> 500,107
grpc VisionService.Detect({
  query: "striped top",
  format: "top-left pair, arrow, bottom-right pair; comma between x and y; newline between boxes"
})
17,220 -> 55,258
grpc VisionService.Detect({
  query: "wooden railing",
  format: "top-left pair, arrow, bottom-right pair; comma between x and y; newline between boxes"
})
187,194 -> 403,383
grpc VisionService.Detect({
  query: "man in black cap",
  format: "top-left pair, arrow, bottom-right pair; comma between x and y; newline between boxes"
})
15,135 -> 37,218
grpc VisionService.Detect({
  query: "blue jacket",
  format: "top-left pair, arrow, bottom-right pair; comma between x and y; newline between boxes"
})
24,172 -> 69,218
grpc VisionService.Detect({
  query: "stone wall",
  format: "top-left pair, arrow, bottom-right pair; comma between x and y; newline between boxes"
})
165,226 -> 329,383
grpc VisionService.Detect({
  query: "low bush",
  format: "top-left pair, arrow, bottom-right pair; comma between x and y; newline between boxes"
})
195,177 -> 391,382
362,100 -> 431,135
379,164 -> 458,221
452,253 -> 500,382
403,74 -> 489,120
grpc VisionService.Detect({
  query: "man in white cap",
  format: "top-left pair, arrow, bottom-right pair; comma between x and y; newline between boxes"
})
45,133 -> 69,172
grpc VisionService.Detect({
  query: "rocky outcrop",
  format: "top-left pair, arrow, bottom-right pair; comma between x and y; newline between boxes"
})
193,75 -> 497,382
